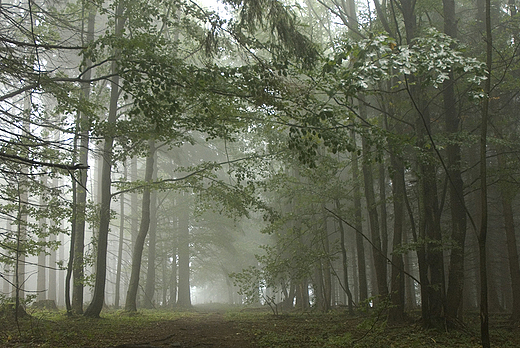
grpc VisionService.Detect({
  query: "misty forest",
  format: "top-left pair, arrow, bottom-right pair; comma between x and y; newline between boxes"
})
0,0 -> 519,346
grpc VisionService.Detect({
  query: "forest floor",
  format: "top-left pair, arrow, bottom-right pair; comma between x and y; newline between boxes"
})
1,304 -> 519,348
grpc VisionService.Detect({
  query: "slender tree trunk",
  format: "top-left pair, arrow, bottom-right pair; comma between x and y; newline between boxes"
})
177,205 -> 191,307
131,158 -> 139,248
497,153 -> 520,321
321,208 -> 332,312
169,241 -> 178,307
37,180 -> 47,301
15,196 -> 24,319
419,110 -> 446,325
351,130 -> 368,304
361,135 -> 388,298
400,0 -> 435,326
144,151 -> 158,309
388,154 -> 406,323
478,0 -> 492,341
401,0 -> 446,324
84,3 -> 126,317
125,139 -> 156,312
15,177 -> 28,313
162,249 -> 168,306
114,164 -> 127,309
72,8 -> 95,315
403,232 -> 416,309
48,230 -> 57,302
15,97 -> 32,309
379,162 -> 388,259
335,199 -> 354,313
478,0 -> 493,334
442,0 -> 467,323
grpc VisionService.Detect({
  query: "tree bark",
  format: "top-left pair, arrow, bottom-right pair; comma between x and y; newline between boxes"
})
497,153 -> 520,321
442,0 -> 468,323
84,3 -> 126,318
379,162 -> 388,259
72,8 -> 95,315
361,134 -> 388,298
125,139 -> 156,312
320,208 -> 332,312
400,0 -> 446,325
177,202 -> 191,307
351,130 -> 368,304
144,152 -> 158,309
478,0 -> 492,341
38,177 -> 47,302
169,242 -> 178,307
335,199 -> 354,313
114,164 -> 127,309
388,153 -> 406,323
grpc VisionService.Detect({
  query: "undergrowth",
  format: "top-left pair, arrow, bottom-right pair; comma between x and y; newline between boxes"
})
0,308 -> 195,348
0,305 -> 518,347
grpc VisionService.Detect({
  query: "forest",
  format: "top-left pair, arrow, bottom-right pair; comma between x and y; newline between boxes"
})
0,0 -> 519,347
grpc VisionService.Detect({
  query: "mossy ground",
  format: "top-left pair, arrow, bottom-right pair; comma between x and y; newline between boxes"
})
1,305 -> 518,347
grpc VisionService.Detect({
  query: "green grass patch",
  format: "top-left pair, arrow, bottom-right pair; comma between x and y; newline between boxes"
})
0,308 -> 195,348
1,306 -> 519,347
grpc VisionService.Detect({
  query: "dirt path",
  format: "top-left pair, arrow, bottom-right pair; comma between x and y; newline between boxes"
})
110,312 -> 256,348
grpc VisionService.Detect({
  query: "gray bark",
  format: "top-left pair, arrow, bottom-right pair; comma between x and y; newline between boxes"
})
84,3 -> 126,317
125,139 -> 156,312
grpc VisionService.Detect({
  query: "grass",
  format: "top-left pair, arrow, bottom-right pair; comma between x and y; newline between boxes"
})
225,308 -> 520,348
0,308 -> 196,347
0,305 -> 518,347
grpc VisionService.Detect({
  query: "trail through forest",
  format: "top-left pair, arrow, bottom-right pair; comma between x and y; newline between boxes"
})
110,312 -> 253,348
3,306 -> 520,348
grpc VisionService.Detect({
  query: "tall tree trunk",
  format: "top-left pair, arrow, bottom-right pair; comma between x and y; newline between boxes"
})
177,205 -> 191,307
15,175 -> 28,313
321,208 -> 332,312
144,151 -> 158,309
335,199 -> 354,313
478,0 -> 492,341
351,130 -> 368,304
361,134 -> 388,298
72,7 -> 96,315
400,0 -> 446,325
169,242 -> 178,307
48,229 -> 57,302
399,0 -> 434,326
131,158 -> 139,249
497,153 -> 520,321
388,153 -> 406,323
418,107 -> 446,325
84,3 -> 126,317
162,247 -> 168,306
59,232 -> 65,307
442,0 -> 468,323
37,179 -> 47,302
403,232 -> 416,309
379,162 -> 388,259
15,96 -> 32,308
125,139 -> 156,312
114,164 -> 127,309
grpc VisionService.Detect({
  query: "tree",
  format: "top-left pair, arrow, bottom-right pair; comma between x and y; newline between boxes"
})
442,0 -> 468,323
84,0 -> 126,318
125,139 -> 155,312
478,0 -> 492,342
71,3 -> 96,316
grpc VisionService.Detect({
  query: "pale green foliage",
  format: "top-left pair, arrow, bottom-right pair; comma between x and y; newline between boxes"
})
325,29 -> 487,96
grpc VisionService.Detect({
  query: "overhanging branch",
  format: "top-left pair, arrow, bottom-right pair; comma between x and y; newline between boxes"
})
0,152 -> 88,171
